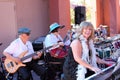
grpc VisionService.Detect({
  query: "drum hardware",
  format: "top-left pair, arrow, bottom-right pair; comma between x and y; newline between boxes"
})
112,40 -> 120,49
110,49 -> 120,61
94,39 -> 113,45
94,40 -> 113,49
111,34 -> 120,41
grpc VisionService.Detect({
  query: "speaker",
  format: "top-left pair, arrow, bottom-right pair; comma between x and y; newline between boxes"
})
32,36 -> 45,51
74,6 -> 86,24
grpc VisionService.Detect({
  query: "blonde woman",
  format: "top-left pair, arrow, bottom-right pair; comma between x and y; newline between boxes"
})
63,21 -> 102,80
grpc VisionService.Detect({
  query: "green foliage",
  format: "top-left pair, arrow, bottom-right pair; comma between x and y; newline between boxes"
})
70,8 -> 75,24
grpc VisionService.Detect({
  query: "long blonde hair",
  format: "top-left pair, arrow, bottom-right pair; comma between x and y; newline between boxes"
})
75,21 -> 95,40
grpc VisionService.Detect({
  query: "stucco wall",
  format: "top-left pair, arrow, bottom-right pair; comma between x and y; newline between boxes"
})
16,0 -> 49,40
0,1 -> 16,55
96,0 -> 120,36
49,0 -> 71,38
0,0 -> 49,56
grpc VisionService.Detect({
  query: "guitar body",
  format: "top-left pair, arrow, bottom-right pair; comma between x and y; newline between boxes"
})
4,58 -> 25,73
50,46 -> 69,58
4,46 -> 53,74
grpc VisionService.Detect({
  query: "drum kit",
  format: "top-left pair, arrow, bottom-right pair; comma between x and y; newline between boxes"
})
94,34 -> 120,59
110,43 -> 120,61
109,35 -> 120,61
112,40 -> 120,50
110,34 -> 120,50
91,35 -> 120,80
94,38 -> 113,59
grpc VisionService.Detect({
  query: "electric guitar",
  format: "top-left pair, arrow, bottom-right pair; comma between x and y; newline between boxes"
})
50,30 -> 72,58
4,45 -> 53,74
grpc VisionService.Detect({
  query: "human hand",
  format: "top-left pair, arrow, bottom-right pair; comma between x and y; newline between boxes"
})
37,52 -> 42,58
54,53 -> 58,57
92,67 -> 102,73
58,42 -> 64,46
32,52 -> 43,59
14,57 -> 21,63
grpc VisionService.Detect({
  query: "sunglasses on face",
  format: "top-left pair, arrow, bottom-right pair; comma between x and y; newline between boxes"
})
25,33 -> 30,36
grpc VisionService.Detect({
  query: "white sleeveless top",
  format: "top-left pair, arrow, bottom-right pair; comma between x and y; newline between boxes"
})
76,35 -> 98,80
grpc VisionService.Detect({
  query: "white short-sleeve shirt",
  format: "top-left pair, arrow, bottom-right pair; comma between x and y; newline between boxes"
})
44,33 -> 63,48
4,38 -> 34,63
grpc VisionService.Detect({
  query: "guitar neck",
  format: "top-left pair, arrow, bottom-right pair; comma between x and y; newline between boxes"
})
63,30 -> 72,43
63,35 -> 68,43
21,53 -> 35,61
21,45 -> 53,61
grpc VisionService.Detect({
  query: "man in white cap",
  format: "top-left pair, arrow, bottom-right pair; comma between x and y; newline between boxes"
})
3,27 -> 46,80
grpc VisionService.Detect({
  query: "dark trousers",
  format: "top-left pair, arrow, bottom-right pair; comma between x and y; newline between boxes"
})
45,53 -> 65,80
85,69 -> 95,78
0,71 -> 6,80
18,60 -> 46,80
